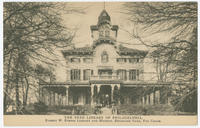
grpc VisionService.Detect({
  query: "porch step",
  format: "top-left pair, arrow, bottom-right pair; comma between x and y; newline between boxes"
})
101,107 -> 112,115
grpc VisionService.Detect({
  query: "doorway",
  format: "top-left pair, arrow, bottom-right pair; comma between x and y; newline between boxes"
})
99,85 -> 111,107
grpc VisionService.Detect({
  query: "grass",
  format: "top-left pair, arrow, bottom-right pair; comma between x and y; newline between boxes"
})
116,104 -> 196,115
5,104 -> 196,115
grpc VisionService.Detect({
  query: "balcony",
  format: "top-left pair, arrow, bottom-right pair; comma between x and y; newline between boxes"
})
90,75 -> 121,81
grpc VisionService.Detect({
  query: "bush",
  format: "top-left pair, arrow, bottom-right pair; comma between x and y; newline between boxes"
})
172,87 -> 197,113
33,101 -> 48,114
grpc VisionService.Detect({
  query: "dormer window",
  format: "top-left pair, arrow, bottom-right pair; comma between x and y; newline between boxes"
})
101,51 -> 108,63
71,58 -> 80,63
83,58 -> 93,63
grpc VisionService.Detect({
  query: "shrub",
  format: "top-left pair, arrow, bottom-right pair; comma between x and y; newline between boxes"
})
33,101 -> 48,114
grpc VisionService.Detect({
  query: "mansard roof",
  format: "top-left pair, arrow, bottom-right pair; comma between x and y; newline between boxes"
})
118,45 -> 148,56
62,44 -> 148,57
62,47 -> 93,56
93,36 -> 116,48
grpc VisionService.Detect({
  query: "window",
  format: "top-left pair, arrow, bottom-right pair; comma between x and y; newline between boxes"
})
71,58 -> 80,63
129,58 -> 139,63
117,58 -> 126,63
105,30 -> 110,37
129,69 -> 139,80
101,51 -> 108,63
83,69 -> 93,80
99,30 -> 104,37
83,58 -> 93,63
117,69 -> 127,80
71,69 -> 80,81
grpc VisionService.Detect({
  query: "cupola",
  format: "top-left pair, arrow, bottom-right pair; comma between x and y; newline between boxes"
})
90,9 -> 119,48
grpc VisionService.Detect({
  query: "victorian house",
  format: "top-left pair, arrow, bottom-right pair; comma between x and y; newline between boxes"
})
39,10 -> 170,106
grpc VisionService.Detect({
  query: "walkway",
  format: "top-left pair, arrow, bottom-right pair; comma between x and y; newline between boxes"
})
101,107 -> 112,115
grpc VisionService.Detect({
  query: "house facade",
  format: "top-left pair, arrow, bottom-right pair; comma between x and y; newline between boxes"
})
39,10 -> 170,107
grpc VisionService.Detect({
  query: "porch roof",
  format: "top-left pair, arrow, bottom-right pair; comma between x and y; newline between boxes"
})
39,81 -> 171,87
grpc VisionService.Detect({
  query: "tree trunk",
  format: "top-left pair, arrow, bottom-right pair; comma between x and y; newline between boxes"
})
3,51 -> 13,114
24,75 -> 29,106
15,55 -> 20,114
21,77 -> 25,107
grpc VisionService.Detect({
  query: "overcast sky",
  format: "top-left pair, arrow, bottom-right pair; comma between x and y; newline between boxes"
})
61,2 -> 175,50
62,2 -> 147,50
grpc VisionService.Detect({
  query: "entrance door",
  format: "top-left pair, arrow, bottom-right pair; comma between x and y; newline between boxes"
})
99,85 -> 111,107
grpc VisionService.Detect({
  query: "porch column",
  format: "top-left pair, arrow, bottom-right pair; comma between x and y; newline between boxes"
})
51,91 -> 54,106
142,96 -> 145,104
55,93 -> 57,106
66,86 -> 69,105
148,94 -> 150,105
45,89 -> 49,105
140,97 -> 143,104
61,94 -> 63,106
41,87 -> 44,103
153,91 -> 156,104
155,90 -> 160,104
61,95 -> 64,106
53,92 -> 55,106
111,85 -> 114,103
146,95 -> 149,105
58,93 -> 61,106
150,93 -> 154,105
39,86 -> 42,102
91,86 -> 94,105
56,93 -> 59,106
57,93 -> 60,106
168,97 -> 171,105
49,91 -> 52,106
97,85 -> 100,104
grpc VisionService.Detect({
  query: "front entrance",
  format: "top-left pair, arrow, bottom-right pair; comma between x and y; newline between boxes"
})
99,85 -> 111,107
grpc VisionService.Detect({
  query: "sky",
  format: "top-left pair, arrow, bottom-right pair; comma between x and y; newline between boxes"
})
61,2 -> 174,50
62,2 -> 147,50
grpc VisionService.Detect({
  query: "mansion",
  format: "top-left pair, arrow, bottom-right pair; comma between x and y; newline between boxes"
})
39,10 -> 170,107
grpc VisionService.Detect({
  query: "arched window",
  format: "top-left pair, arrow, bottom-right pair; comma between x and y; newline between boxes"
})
101,51 -> 108,63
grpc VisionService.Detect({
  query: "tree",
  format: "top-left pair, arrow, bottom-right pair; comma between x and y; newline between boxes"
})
124,2 -> 197,112
3,2 -> 82,114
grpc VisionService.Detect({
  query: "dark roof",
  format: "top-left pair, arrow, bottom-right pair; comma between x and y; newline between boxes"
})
62,47 -> 93,56
111,25 -> 119,31
92,37 -> 116,48
62,44 -> 148,57
90,25 -> 98,31
98,9 -> 111,25
118,45 -> 148,57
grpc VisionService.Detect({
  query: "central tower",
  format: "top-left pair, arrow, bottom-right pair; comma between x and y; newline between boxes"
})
90,9 -> 119,48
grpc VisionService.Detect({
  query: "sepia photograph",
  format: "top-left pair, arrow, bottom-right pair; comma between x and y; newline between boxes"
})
3,1 -> 198,126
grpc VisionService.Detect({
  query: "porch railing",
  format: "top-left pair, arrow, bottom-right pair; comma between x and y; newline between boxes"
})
90,75 -> 121,81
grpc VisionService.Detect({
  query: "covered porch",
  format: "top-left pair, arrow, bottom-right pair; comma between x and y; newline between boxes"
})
39,82 -> 171,106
